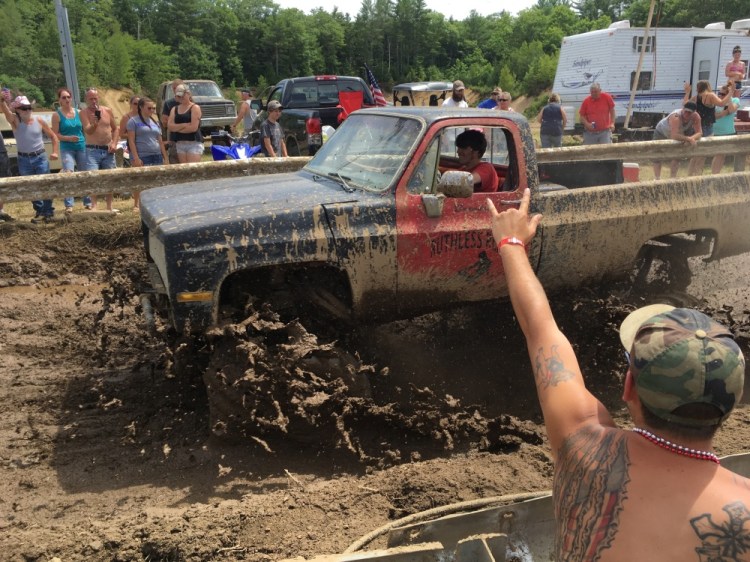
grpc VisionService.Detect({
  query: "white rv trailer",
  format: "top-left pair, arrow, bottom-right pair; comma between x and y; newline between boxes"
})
552,19 -> 750,131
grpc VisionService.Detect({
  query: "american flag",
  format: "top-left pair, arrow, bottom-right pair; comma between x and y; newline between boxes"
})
365,64 -> 387,107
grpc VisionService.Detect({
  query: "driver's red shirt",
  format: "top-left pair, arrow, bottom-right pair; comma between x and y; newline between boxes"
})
468,161 -> 499,192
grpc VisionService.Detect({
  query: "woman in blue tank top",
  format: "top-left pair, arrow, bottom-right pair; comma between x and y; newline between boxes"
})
52,87 -> 92,212
536,93 -> 567,148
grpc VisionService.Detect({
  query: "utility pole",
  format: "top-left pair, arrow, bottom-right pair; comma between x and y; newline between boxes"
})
624,0 -> 656,130
54,0 -> 81,107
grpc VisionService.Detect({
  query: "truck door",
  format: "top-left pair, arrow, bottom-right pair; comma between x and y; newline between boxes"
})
395,120 -> 527,316
691,38 -> 721,89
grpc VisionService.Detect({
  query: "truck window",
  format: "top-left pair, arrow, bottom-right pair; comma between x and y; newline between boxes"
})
268,88 -> 283,104
305,113 -> 423,192
436,126 -> 516,192
289,80 -> 369,107
407,137 -> 440,194
184,82 -> 223,97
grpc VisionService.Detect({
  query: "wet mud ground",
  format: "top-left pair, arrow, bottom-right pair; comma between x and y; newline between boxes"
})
1,214 -> 750,561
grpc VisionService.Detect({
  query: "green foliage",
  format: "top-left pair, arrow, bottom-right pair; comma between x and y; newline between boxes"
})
0,75 -> 48,107
175,37 -> 222,83
498,66 -> 519,98
448,47 -> 494,88
125,36 -> 179,95
13,0 -> 748,106
522,91 -> 550,120
521,52 -> 558,96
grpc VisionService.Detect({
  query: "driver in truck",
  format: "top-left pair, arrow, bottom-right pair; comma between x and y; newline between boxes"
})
456,129 -> 498,192
487,189 -> 749,562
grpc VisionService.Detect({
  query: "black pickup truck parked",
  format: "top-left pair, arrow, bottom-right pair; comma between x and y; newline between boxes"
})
251,75 -> 376,156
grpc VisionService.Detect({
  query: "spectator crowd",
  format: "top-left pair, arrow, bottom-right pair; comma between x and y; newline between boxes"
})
1,56 -> 745,223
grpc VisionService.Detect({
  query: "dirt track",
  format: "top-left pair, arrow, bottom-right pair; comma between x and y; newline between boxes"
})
1,214 -> 749,561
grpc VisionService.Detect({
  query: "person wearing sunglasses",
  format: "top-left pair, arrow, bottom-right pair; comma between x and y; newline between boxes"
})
477,87 -> 503,109
119,95 -> 140,142
127,97 -> 168,210
52,87 -> 91,213
651,101 -> 702,180
0,92 -> 59,222
725,45 -> 746,91
167,84 -> 204,164
710,81 -> 740,174
497,93 -> 515,112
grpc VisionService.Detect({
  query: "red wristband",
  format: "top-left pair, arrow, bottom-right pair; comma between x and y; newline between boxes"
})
497,236 -> 525,251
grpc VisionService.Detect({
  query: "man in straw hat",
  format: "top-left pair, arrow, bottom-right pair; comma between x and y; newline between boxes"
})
487,188 -> 748,561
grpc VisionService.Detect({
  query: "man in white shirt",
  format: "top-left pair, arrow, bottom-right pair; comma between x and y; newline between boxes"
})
442,80 -> 468,108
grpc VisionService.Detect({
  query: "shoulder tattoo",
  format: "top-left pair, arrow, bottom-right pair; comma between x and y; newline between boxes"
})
533,344 -> 575,389
691,501 -> 750,560
554,426 -> 630,561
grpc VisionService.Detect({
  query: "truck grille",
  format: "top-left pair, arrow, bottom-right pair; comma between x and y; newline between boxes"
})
201,104 -> 235,118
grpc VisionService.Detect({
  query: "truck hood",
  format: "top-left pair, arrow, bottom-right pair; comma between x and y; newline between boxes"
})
141,171 -> 366,234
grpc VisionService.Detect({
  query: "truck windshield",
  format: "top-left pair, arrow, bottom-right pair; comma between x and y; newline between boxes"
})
304,114 -> 423,193
185,82 -> 223,97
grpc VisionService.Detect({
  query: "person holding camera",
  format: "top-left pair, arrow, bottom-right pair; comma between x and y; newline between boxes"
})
80,87 -> 119,212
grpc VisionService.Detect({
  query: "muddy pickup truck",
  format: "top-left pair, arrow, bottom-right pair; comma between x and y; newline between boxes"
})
139,108 -> 750,334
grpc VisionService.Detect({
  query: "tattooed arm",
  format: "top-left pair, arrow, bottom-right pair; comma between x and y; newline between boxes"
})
487,189 -> 615,453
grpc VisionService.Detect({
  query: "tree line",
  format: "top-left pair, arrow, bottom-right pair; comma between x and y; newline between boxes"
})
0,0 -> 742,109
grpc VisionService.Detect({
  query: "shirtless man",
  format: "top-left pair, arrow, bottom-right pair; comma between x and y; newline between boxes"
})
456,129 -> 497,192
80,87 -> 118,212
487,188 -> 749,562
726,45 -> 746,90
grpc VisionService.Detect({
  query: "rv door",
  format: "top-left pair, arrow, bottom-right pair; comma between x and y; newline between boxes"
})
691,38 -> 721,90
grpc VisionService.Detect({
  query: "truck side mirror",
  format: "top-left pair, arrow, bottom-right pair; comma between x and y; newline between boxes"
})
436,171 -> 474,199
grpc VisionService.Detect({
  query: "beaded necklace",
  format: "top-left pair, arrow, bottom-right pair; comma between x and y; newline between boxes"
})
632,427 -> 720,464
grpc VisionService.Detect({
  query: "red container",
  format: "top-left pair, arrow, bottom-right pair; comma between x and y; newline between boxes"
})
738,108 -> 750,122
623,162 -> 640,182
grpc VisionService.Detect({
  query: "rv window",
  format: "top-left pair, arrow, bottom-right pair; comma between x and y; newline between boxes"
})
632,36 -> 656,53
698,60 -> 711,81
630,71 -> 653,91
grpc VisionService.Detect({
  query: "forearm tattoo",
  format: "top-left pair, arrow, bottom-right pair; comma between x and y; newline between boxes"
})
691,501 -> 750,560
554,427 -> 630,561
533,344 -> 576,389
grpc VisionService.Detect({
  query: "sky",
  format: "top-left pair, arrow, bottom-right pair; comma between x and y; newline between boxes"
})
274,0 -> 538,20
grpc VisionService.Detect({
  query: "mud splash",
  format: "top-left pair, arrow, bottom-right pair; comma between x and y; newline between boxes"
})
195,303 -> 543,467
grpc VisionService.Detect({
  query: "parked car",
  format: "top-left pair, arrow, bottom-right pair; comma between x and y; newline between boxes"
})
392,81 -> 453,107
251,75 -> 377,156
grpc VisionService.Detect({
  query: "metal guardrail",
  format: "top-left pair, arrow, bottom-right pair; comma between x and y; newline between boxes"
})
536,135 -> 750,167
0,157 -> 309,204
1,135 -> 749,203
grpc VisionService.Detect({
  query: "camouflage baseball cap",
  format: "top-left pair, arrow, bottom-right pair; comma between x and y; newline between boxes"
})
620,305 -> 745,426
